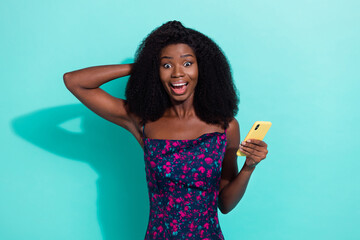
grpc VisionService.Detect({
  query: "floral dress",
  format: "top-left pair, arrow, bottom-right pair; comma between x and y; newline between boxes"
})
143,124 -> 227,239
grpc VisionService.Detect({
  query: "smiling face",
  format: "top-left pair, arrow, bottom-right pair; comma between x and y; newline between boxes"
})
159,43 -> 198,103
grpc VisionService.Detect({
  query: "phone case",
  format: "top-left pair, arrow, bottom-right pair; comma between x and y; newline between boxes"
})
237,121 -> 272,156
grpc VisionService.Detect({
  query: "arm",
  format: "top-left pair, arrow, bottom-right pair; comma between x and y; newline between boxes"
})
218,119 -> 268,214
63,64 -> 133,89
63,64 -> 142,140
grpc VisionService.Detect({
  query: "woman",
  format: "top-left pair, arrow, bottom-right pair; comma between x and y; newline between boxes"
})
64,20 -> 268,239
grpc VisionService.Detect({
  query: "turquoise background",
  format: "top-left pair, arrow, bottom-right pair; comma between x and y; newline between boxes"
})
1,0 -> 359,239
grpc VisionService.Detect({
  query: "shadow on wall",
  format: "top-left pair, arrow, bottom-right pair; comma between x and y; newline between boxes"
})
11,69 -> 149,239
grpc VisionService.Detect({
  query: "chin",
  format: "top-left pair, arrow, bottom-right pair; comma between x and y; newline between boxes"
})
171,96 -> 187,102
169,93 -> 194,103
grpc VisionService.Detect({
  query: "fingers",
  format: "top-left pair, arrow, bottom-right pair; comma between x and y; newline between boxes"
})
239,140 -> 268,159
244,139 -> 267,148
240,141 -> 267,154
239,145 -> 264,158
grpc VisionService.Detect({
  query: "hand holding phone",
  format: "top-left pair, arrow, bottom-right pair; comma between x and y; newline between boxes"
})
237,121 -> 272,156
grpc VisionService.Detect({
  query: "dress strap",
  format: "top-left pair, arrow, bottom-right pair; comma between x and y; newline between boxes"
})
142,123 -> 146,138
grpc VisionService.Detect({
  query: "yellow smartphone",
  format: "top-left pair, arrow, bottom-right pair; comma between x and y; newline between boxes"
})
237,121 -> 272,156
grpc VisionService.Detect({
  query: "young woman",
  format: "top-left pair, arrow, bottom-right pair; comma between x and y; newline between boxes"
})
64,20 -> 269,240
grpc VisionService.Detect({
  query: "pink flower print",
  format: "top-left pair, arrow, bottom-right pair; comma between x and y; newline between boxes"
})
169,182 -> 175,192
169,197 -> 174,207
195,181 -> 204,187
193,172 -> 199,180
170,219 -> 179,232
163,165 -> 171,174
189,222 -> 196,231
205,157 -> 213,164
182,164 -> 190,173
206,169 -> 212,177
142,126 -> 228,239
214,215 -> 219,224
204,222 -> 210,229
161,141 -> 171,154
179,210 -> 186,218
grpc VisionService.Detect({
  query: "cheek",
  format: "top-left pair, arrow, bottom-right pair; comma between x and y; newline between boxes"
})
158,73 -> 167,86
159,69 -> 170,81
189,69 -> 199,82
159,79 -> 169,91
189,64 -> 199,79
159,73 -> 171,92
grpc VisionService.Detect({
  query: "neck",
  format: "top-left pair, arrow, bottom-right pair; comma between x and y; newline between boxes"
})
167,95 -> 196,119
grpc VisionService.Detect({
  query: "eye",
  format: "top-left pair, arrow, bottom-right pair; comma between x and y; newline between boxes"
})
163,63 -> 171,69
184,61 -> 192,67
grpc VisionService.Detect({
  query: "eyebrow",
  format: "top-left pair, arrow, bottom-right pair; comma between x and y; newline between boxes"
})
160,54 -> 194,59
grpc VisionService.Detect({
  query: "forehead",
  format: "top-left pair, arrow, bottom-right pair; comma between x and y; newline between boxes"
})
160,43 -> 196,57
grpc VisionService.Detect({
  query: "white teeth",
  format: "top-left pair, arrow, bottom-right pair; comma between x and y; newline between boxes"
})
171,83 -> 187,87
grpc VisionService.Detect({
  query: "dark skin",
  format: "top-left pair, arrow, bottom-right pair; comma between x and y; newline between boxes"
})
63,43 -> 269,214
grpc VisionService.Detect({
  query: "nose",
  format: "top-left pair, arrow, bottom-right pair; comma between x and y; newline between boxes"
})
171,64 -> 185,78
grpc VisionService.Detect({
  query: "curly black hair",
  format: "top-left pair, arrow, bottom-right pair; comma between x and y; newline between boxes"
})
125,20 -> 239,129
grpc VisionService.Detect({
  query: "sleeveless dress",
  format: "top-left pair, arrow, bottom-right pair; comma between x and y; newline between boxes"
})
142,124 -> 227,239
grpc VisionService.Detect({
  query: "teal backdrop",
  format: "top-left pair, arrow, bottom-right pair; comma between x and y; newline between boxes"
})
1,0 -> 359,239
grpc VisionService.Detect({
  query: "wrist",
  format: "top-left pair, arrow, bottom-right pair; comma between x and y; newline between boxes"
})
242,162 -> 256,172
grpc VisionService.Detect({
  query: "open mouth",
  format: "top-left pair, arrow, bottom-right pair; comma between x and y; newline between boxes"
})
170,82 -> 189,95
